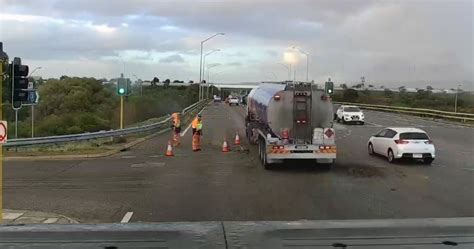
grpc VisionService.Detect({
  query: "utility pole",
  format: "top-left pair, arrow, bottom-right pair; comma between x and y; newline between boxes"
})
454,84 -> 461,113
120,96 -> 124,129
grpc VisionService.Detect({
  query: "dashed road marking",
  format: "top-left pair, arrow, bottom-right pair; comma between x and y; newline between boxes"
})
180,122 -> 193,137
120,212 -> 133,223
43,218 -> 59,224
3,212 -> 23,220
364,121 -> 383,127
148,155 -> 163,158
121,155 -> 136,159
462,167 -> 474,171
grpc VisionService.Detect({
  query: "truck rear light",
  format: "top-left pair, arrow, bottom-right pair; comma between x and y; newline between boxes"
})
273,95 -> 281,101
301,120 -> 307,124
281,129 -> 289,139
321,95 -> 331,101
425,140 -> 433,144
395,139 -> 409,144
279,145 -> 284,149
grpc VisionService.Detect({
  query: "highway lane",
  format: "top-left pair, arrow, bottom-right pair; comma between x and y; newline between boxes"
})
3,102 -> 473,223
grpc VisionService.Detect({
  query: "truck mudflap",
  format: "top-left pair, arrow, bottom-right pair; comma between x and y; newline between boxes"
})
266,145 -> 336,160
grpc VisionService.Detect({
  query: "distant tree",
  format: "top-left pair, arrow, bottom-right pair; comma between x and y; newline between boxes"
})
59,75 -> 69,80
353,83 -> 364,89
342,89 -> 359,101
368,84 -> 374,88
189,80 -> 194,83
426,85 -> 433,91
398,86 -> 406,93
163,79 -> 171,89
172,80 -> 181,83
151,77 -> 160,86
380,85 -> 385,89
384,88 -> 393,97
340,83 -> 348,89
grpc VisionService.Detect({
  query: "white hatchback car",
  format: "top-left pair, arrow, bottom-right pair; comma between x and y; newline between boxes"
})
367,127 -> 435,164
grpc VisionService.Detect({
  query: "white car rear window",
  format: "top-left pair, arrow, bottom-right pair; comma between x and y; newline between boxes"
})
400,132 -> 429,140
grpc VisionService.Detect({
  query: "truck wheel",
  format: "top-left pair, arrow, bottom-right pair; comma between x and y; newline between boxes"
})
260,139 -> 272,169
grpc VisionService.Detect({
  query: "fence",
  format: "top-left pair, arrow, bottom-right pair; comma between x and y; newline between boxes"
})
4,100 -> 207,147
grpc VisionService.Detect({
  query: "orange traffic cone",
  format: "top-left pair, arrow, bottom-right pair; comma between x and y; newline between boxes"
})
234,132 -> 241,145
222,138 -> 230,152
165,140 -> 174,156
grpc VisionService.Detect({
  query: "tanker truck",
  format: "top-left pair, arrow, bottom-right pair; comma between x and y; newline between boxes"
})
245,82 -> 336,169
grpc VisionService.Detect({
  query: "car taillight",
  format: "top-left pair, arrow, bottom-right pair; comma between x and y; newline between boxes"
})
394,139 -> 409,144
274,95 -> 281,101
425,140 -> 433,144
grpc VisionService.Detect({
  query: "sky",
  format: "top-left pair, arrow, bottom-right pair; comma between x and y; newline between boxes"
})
0,0 -> 472,89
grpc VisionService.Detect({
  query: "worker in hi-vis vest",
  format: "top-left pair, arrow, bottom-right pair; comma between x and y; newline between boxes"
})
191,114 -> 203,151
171,112 -> 181,146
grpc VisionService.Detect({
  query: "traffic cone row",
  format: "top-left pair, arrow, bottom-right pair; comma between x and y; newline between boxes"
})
164,131 -> 241,155
222,138 -> 230,152
234,132 -> 241,145
165,140 -> 174,156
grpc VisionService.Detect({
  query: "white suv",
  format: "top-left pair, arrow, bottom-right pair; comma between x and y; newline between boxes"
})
336,105 -> 365,125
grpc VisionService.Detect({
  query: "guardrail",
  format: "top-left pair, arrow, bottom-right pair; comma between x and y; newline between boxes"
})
4,100 -> 207,147
334,102 -> 474,123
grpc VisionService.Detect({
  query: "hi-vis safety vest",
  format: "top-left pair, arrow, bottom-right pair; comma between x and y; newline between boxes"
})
192,118 -> 202,131
172,113 -> 181,127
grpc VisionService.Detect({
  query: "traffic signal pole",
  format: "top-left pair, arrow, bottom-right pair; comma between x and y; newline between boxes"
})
120,95 -> 124,129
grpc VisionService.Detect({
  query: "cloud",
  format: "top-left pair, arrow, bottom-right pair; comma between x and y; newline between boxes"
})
159,54 -> 185,63
227,62 -> 242,67
0,0 -> 471,88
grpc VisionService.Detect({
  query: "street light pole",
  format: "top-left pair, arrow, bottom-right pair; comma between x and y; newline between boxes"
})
455,84 -> 461,113
28,66 -> 42,138
199,33 -> 225,100
133,74 -> 142,96
292,46 -> 309,82
202,49 -> 221,97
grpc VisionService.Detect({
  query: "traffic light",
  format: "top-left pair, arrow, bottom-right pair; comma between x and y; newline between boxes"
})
11,57 -> 29,109
325,78 -> 334,95
117,78 -> 129,96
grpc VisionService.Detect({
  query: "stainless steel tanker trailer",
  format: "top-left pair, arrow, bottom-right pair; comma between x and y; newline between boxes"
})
245,82 -> 336,169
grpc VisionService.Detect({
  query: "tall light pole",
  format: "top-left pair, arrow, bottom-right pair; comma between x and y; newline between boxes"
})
199,33 -> 225,100
202,49 -> 220,99
278,63 -> 291,81
28,67 -> 42,138
292,46 -> 309,82
207,64 -> 219,99
132,74 -> 142,96
454,84 -> 461,113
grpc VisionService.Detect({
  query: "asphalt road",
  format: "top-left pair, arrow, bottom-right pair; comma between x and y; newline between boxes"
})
3,103 -> 474,223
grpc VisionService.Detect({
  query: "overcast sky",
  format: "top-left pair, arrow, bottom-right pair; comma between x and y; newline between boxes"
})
0,0 -> 472,89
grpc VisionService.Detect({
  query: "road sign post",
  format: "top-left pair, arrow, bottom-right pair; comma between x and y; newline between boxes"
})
120,95 -> 124,129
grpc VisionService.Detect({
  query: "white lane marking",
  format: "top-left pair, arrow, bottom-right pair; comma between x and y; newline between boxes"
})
180,122 -> 193,137
120,212 -> 133,223
462,167 -> 474,171
121,155 -> 136,159
364,121 -> 383,127
43,218 -> 59,224
3,212 -> 24,220
148,155 -> 163,158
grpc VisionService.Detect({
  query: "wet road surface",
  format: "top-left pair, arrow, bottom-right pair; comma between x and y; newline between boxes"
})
4,102 -> 474,223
